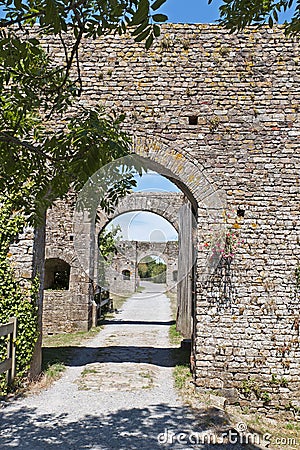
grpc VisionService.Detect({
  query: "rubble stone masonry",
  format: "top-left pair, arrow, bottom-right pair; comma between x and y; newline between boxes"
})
10,25 -> 300,415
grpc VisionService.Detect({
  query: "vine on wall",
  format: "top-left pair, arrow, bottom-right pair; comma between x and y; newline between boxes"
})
206,231 -> 239,309
0,192 -> 38,395
201,210 -> 243,310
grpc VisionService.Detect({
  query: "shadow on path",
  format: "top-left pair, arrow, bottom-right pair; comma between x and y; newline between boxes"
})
0,403 -> 262,450
43,345 -> 187,368
101,320 -> 176,326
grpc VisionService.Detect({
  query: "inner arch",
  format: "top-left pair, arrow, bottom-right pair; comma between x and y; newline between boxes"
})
105,211 -> 178,243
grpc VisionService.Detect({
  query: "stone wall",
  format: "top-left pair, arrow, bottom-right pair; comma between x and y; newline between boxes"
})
9,223 -> 46,377
103,191 -> 184,232
42,191 -> 181,333
12,25 -> 300,413
43,195 -> 93,334
105,240 -> 178,295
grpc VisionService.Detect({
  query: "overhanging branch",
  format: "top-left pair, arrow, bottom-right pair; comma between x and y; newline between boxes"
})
0,132 -> 64,162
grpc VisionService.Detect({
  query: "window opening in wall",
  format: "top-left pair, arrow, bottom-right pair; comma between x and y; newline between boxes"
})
237,207 -> 245,218
122,269 -> 131,281
173,270 -> 178,282
188,115 -> 198,125
44,258 -> 70,290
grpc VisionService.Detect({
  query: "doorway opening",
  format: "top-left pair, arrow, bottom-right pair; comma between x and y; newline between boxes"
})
138,255 -> 167,284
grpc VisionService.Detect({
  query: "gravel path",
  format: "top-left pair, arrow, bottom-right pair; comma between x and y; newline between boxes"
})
0,283 -> 258,450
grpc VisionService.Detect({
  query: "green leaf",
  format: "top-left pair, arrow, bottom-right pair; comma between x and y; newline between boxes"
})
145,32 -> 154,49
14,0 -> 23,9
132,20 -> 149,36
152,13 -> 168,22
151,0 -> 167,11
131,0 -> 150,26
134,26 -> 151,42
153,24 -> 160,37
268,15 -> 274,27
28,38 -> 39,45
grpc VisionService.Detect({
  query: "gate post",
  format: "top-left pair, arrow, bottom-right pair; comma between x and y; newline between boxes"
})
6,317 -> 17,385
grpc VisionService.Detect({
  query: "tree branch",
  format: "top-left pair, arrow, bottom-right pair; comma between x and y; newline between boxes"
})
0,132 -> 65,162
0,132 -> 38,152
0,12 -> 43,27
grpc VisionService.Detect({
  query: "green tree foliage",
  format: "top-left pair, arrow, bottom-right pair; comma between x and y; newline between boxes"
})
138,256 -> 166,283
0,0 -> 168,221
98,225 -> 122,261
210,0 -> 300,36
97,226 -> 122,286
0,0 -> 167,391
0,191 -> 39,395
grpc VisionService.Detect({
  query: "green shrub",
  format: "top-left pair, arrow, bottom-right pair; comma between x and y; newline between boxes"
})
0,194 -> 38,395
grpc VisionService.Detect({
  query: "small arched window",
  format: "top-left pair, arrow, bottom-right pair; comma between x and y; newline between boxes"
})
44,258 -> 70,290
122,269 -> 131,281
173,270 -> 178,282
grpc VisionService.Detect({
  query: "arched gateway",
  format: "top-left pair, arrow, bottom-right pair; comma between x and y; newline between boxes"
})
9,25 -> 300,414
95,191 -> 183,296
44,147 -> 222,337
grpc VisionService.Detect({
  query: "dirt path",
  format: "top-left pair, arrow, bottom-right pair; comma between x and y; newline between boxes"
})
0,283 -> 256,449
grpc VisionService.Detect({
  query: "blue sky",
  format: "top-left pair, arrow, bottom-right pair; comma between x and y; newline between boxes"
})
107,211 -> 178,242
160,0 -> 223,23
160,0 -> 295,24
133,171 -> 180,193
111,171 -> 179,242
0,1 -> 295,23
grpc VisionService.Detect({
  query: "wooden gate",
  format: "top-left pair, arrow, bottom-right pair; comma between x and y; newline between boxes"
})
0,317 -> 17,385
177,202 -> 195,339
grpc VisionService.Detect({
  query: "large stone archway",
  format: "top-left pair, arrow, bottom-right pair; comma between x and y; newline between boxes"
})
41,144 -> 222,339
9,25 -> 300,412
74,149 -> 224,339
105,240 -> 178,295
96,192 -> 182,297
97,191 -> 184,232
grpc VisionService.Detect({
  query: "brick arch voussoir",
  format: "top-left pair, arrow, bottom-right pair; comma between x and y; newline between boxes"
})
133,136 -> 225,212
96,192 -> 183,237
